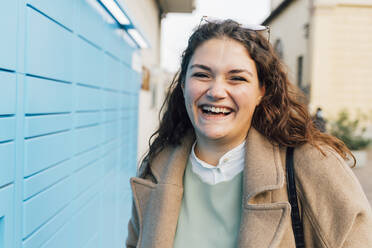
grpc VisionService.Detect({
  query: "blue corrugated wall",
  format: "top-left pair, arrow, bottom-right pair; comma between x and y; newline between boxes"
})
0,0 -> 140,247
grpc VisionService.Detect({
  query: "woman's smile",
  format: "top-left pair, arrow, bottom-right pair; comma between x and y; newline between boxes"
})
198,104 -> 234,120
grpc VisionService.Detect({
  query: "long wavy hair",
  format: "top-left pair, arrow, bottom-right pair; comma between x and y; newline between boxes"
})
146,19 -> 353,166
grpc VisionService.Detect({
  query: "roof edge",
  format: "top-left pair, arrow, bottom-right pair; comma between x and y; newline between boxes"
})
262,0 -> 295,25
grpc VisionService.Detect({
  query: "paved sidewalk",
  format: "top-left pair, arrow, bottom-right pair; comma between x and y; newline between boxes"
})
351,148 -> 372,207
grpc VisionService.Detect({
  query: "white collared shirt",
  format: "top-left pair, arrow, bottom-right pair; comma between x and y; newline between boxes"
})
190,141 -> 246,185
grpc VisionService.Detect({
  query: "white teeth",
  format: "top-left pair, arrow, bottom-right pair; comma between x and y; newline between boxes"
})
202,105 -> 231,114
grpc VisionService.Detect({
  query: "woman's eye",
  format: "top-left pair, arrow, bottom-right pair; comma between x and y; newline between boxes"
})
193,73 -> 209,78
231,76 -> 247,81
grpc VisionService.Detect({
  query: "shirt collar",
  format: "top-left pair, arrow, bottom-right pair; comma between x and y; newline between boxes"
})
190,140 -> 246,185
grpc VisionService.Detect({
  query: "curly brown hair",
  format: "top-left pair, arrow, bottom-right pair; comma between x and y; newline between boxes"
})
146,19 -> 353,166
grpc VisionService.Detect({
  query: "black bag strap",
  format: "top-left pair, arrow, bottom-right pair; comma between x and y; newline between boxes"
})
286,147 -> 305,248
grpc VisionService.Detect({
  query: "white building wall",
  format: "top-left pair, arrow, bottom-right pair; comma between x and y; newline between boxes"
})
137,69 -> 170,162
268,0 -> 311,90
271,0 -> 285,10
310,0 -> 372,117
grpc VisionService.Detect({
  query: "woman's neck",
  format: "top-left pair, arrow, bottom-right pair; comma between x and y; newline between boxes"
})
194,137 -> 246,166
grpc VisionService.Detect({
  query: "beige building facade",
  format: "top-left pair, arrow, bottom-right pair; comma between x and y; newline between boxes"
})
264,0 -> 372,119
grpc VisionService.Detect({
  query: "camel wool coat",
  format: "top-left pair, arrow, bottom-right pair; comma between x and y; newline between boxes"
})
126,128 -> 372,248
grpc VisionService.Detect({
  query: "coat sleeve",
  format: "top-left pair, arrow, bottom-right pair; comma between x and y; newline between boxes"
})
295,145 -> 372,248
126,198 -> 140,248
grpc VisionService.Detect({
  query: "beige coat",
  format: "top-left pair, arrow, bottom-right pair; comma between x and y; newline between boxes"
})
126,128 -> 372,247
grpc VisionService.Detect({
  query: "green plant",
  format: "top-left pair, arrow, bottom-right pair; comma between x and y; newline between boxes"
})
329,110 -> 371,150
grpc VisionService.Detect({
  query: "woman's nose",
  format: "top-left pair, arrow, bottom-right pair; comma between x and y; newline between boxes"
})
206,78 -> 227,100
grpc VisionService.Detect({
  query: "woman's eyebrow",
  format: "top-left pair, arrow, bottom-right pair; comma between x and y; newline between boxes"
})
228,69 -> 253,77
189,64 -> 212,72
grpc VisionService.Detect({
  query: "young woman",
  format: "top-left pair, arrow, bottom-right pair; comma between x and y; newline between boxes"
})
126,19 -> 372,247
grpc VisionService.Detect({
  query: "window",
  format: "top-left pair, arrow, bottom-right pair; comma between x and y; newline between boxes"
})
297,56 -> 303,88
274,39 -> 283,59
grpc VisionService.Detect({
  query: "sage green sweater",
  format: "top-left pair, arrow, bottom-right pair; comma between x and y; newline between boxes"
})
174,159 -> 243,247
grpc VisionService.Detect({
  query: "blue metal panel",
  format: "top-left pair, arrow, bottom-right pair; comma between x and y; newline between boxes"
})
120,92 -> 129,110
131,71 -> 142,93
23,158 -> 75,200
76,0 -> 107,49
0,1 -> 17,70
74,159 -> 103,199
120,192 -> 132,244
103,121 -> 118,143
101,136 -> 119,155
24,131 -> 73,177
103,110 -> 118,123
0,142 -> 15,187
37,185 -> 100,248
126,71 -> 137,94
121,65 -> 132,92
132,93 -> 138,108
83,233 -> 99,248
22,180 -> 101,248
25,114 -> 73,138
27,0 -> 77,31
76,37 -> 104,87
0,117 -> 16,142
100,176 -> 116,247
0,71 -> 17,115
102,147 -> 118,174
105,33 -> 123,62
104,54 -> 122,91
74,145 -> 103,172
121,46 -> 134,67
70,195 -> 100,248
75,125 -> 103,154
0,185 -> 14,248
106,30 -> 132,65
76,85 -> 102,111
75,111 -> 101,128
25,77 -> 73,114
26,7 -> 75,82
104,91 -> 119,110
27,211 -> 75,248
22,175 -> 75,238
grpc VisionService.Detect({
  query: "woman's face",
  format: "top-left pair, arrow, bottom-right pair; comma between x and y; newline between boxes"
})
183,37 -> 265,146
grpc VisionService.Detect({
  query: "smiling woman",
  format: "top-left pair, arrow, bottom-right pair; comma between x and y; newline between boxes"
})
126,19 -> 372,248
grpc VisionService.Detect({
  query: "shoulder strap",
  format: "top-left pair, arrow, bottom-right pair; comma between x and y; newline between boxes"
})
286,147 -> 305,248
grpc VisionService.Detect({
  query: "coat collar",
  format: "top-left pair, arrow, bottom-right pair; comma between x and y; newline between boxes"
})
131,128 -> 290,248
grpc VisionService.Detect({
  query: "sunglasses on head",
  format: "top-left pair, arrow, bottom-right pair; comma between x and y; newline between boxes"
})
198,16 -> 271,42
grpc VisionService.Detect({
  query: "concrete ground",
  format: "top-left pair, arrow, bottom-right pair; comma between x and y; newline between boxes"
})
351,148 -> 372,206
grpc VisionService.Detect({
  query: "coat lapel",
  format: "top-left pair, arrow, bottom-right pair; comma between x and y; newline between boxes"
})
238,129 -> 291,248
130,133 -> 194,248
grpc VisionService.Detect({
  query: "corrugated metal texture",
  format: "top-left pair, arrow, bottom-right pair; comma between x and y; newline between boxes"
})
0,0 -> 140,247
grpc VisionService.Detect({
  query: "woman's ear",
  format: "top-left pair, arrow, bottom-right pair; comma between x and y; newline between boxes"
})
257,86 -> 265,105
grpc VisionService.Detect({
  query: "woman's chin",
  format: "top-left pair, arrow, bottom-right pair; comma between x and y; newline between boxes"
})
197,129 -> 229,142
